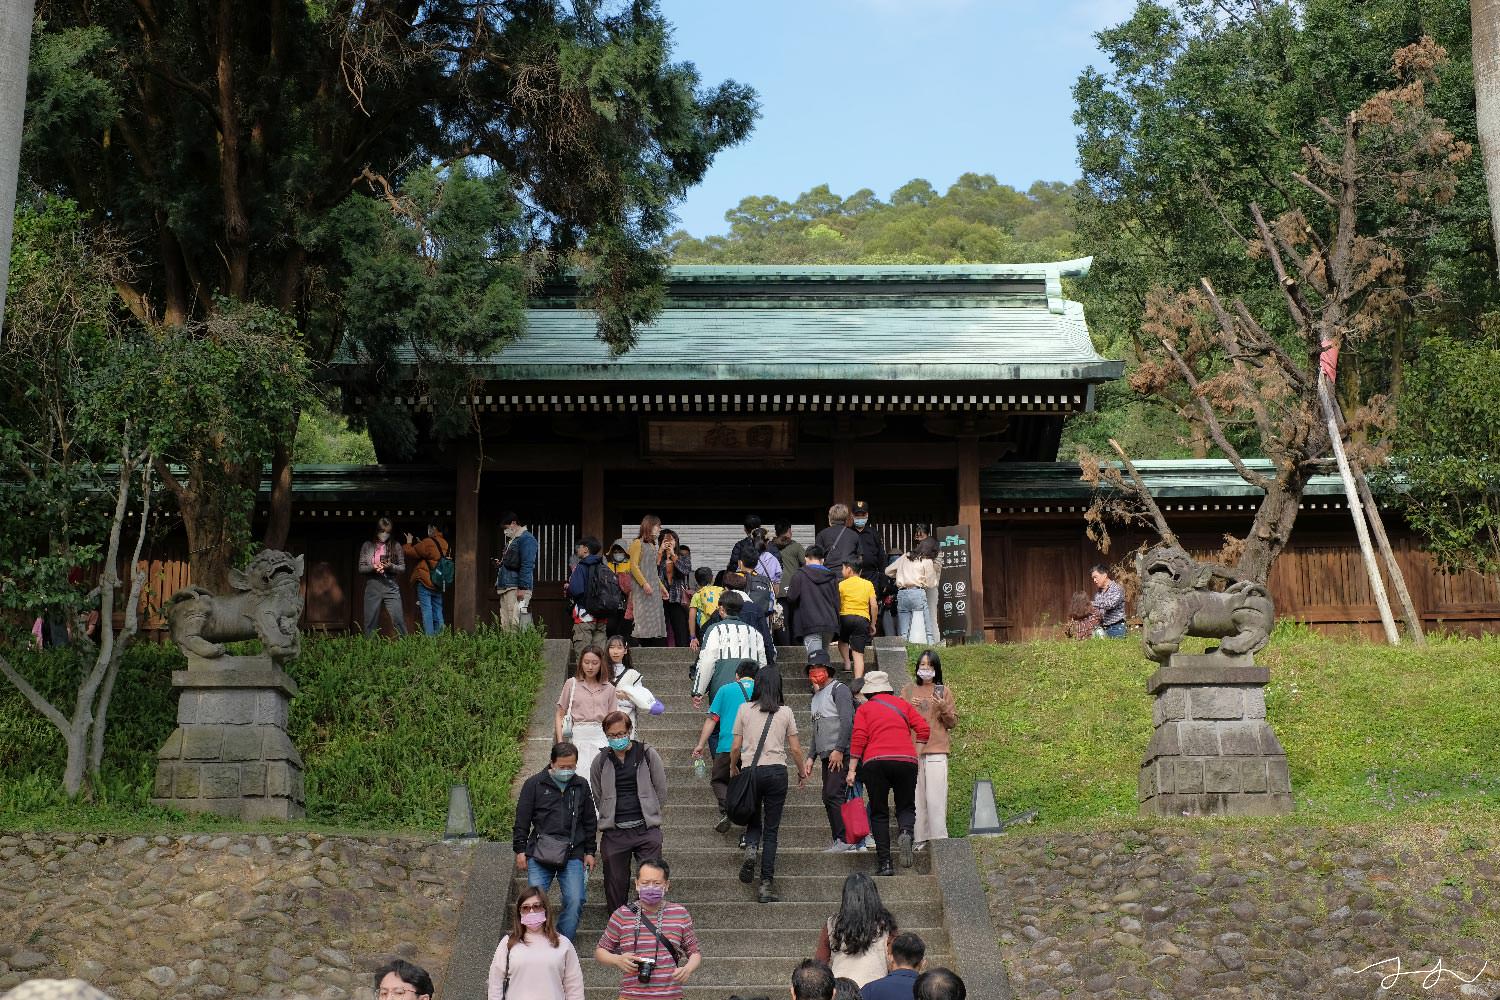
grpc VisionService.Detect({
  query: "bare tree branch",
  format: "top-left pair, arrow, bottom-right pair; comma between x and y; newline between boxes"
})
1290,170 -> 1337,206
0,656 -> 70,733
1108,438 -> 1181,548
1249,202 -> 1318,330
1157,338 -> 1275,490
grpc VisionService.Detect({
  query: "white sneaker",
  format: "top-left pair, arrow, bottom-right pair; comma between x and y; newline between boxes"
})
914,841 -> 929,852
861,835 -> 876,850
823,840 -> 852,853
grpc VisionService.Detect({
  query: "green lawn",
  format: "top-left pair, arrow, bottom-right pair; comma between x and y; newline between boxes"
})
0,626 -> 544,838
932,630 -> 1500,833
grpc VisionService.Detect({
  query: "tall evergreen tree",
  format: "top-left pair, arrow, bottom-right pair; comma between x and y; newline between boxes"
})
22,0 -> 755,586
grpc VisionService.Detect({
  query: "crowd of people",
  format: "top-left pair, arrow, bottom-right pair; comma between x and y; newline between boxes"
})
498,575 -> 960,999
567,505 -> 943,656
313,492 -> 1143,646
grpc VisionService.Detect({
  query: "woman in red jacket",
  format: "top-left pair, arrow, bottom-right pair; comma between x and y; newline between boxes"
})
845,671 -> 929,876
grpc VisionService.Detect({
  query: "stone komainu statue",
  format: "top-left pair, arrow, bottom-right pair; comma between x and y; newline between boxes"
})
167,549 -> 305,665
1136,544 -> 1274,663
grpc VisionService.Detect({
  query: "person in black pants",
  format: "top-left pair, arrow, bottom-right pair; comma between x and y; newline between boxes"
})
804,649 -> 856,852
845,671 -> 929,875
729,667 -> 812,903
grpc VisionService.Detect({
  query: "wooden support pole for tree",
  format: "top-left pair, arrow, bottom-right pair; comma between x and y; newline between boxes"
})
1323,390 -> 1426,645
1318,375 -> 1400,645
1351,455 -> 1428,646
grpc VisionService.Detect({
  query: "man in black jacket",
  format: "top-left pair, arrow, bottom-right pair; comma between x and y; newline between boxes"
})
512,742 -> 598,941
850,500 -> 888,585
785,545 -> 840,654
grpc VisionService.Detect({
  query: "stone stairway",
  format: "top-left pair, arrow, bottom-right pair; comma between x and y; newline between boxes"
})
519,643 -> 956,999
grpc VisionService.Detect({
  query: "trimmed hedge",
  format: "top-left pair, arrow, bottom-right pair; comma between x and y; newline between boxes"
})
0,626 -> 543,837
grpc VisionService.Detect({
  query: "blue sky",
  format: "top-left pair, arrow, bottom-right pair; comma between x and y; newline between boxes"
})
658,0 -> 1136,237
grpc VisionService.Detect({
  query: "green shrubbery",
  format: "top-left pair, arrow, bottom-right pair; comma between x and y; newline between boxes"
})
0,626 -> 543,836
933,634 -> 1500,833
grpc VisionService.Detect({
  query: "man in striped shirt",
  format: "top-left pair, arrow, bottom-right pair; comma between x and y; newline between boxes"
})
595,858 -> 702,998
690,592 -> 768,704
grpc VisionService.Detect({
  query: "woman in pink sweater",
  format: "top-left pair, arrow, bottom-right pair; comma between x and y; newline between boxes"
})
487,885 -> 584,1000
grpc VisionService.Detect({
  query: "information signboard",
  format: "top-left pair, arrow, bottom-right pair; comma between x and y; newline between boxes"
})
935,523 -> 974,638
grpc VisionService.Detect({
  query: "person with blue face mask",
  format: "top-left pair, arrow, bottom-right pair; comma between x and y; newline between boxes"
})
590,710 -> 669,914
513,742 -> 597,942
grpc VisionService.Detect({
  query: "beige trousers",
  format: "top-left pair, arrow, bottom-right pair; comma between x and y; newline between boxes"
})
914,752 -> 949,842
499,588 -> 522,629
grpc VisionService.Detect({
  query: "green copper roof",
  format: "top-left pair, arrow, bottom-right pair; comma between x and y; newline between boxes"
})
340,260 -> 1122,385
982,460 -> 1349,502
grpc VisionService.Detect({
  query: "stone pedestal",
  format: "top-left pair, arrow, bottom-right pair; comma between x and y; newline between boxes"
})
152,658 -> 305,821
1138,654 -> 1293,817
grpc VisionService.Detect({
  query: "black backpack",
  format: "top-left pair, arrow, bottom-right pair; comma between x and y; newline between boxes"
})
584,561 -> 624,617
743,573 -> 775,613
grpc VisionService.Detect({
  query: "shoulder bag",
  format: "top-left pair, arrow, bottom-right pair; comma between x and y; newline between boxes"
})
868,694 -> 913,729
630,903 -> 686,966
561,678 -> 576,742
724,709 -> 777,826
498,938 -> 512,999
531,785 -> 579,869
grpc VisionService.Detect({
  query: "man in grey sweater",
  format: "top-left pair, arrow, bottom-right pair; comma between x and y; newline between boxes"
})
590,710 -> 669,913
805,648 -> 857,852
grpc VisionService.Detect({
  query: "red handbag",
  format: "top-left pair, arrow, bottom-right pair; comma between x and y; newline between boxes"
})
840,790 -> 871,844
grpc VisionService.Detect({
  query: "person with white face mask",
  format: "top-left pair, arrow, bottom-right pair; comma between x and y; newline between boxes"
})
494,511 -> 538,630
358,517 -> 407,636
900,650 -> 957,849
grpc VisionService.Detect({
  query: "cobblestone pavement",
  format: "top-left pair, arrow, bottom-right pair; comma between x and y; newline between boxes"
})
980,823 -> 1500,999
0,832 -> 471,999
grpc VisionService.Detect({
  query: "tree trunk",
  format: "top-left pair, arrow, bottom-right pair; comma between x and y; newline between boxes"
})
159,459 -> 253,592
62,726 -> 88,798
0,0 -> 36,337
263,429 -> 295,551
1475,0 -> 1500,275
1237,477 -> 1304,584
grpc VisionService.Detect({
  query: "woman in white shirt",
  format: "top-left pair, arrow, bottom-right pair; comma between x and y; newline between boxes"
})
605,635 -> 661,735
886,538 -> 941,644
486,885 -> 584,1000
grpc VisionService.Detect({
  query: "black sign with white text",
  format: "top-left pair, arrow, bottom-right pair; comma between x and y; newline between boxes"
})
936,523 -> 974,638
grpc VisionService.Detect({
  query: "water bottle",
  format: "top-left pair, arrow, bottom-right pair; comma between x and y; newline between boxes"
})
692,756 -> 707,780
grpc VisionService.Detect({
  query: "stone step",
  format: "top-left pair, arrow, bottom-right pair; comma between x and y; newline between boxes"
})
580,964 -> 953,1000
626,824 -> 908,852
668,927 -> 950,956
513,872 -> 942,904
627,646 -> 836,668
572,898 -> 947,932
580,953 -> 954,988
516,846 -> 931,878
660,801 -> 858,822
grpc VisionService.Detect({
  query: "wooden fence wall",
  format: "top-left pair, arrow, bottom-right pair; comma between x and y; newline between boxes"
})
981,513 -> 1500,642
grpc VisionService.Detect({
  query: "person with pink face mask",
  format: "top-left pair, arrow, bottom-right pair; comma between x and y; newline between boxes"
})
595,858 -> 702,998
487,885 -> 584,1000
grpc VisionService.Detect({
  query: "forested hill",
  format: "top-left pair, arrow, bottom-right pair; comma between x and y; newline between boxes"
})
668,174 -> 1078,265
